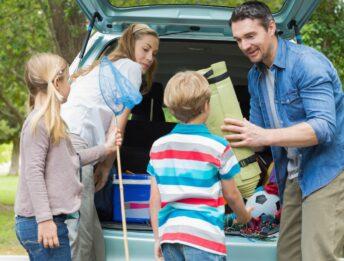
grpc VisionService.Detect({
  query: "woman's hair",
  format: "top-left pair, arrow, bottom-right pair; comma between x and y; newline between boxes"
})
164,71 -> 211,123
25,53 -> 68,144
73,23 -> 159,94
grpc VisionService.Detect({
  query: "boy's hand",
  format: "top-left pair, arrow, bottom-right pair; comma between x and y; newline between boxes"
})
235,206 -> 254,224
38,220 -> 59,248
154,241 -> 163,261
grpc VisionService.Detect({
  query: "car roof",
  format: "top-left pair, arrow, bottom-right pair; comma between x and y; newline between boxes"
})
77,0 -> 320,40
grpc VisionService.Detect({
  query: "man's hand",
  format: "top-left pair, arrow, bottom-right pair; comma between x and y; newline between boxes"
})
221,118 -> 269,148
37,220 -> 59,248
94,163 -> 111,192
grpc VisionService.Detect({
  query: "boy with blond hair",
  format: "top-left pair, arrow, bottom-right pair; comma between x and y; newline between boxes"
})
148,71 -> 251,260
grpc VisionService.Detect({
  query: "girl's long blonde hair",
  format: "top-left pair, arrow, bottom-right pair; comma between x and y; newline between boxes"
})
73,23 -> 159,94
25,53 -> 68,144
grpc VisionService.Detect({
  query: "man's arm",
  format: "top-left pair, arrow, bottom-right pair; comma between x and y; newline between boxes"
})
223,51 -> 337,150
265,122 -> 318,147
293,53 -> 337,146
222,118 -> 318,148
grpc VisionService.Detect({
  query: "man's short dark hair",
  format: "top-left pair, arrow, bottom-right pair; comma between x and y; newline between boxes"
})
229,1 -> 274,31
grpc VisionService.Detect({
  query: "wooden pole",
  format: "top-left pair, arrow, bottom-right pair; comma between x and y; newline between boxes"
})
114,116 -> 129,261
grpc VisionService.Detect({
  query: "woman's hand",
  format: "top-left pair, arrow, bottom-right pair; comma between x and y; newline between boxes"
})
154,241 -> 163,261
37,220 -> 59,248
94,162 -> 112,192
104,128 -> 122,155
95,126 -> 121,192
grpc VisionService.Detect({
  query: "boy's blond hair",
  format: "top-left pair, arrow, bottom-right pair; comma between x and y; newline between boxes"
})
164,71 -> 211,123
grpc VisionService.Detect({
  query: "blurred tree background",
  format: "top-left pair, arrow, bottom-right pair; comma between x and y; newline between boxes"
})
302,0 -> 344,83
0,0 -> 343,175
0,0 -> 85,174
110,0 -> 284,12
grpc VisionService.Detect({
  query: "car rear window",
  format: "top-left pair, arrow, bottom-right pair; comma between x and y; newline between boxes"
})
109,0 -> 286,13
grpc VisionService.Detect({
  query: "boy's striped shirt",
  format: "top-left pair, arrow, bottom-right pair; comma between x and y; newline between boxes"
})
147,123 -> 240,256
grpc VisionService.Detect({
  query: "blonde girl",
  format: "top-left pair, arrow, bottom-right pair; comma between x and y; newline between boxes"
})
14,53 -> 121,261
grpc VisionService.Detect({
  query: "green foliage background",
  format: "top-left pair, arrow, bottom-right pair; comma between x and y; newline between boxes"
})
302,0 -> 344,81
0,0 -> 85,174
0,1 -> 52,143
109,0 -> 284,12
0,175 -> 25,254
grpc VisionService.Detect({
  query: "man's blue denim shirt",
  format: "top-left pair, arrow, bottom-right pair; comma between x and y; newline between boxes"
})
248,37 -> 344,201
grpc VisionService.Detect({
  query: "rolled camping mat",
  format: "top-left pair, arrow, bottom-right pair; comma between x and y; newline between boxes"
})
198,61 -> 261,198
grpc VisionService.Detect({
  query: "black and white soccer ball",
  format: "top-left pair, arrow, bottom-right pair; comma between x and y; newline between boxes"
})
246,190 -> 280,218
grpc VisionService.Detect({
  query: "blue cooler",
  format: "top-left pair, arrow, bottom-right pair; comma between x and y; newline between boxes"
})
113,174 -> 151,223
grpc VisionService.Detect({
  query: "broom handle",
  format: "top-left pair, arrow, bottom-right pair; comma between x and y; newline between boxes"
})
114,116 -> 130,261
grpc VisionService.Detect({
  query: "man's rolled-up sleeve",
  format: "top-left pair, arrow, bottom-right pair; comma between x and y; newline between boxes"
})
294,54 -> 337,145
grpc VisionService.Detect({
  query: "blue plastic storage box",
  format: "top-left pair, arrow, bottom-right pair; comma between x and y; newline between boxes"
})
113,174 -> 151,223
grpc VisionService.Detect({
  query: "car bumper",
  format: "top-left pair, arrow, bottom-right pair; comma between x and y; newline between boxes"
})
103,229 -> 277,261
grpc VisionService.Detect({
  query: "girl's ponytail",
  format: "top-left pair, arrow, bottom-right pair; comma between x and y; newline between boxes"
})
25,53 -> 68,144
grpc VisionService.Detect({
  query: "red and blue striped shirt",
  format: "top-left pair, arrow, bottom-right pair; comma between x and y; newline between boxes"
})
147,123 -> 240,256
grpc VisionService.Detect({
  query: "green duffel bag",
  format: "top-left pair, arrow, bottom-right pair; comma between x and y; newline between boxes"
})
198,61 -> 260,199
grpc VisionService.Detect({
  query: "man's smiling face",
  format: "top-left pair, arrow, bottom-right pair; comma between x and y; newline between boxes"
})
232,18 -> 276,65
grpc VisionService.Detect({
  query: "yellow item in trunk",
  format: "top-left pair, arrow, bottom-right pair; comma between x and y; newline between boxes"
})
198,61 -> 261,199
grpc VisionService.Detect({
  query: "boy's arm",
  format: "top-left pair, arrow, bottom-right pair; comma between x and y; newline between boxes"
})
150,176 -> 161,241
222,179 -> 251,224
149,176 -> 163,260
219,144 -> 251,224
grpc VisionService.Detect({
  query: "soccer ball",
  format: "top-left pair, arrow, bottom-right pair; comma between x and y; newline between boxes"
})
246,190 -> 280,218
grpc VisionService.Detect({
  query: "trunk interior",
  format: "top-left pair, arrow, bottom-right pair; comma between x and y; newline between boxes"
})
96,39 -> 267,230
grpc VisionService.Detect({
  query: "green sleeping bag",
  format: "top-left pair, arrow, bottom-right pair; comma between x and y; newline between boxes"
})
198,61 -> 260,199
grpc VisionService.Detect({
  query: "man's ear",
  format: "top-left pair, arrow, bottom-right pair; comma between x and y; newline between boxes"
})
268,20 -> 276,37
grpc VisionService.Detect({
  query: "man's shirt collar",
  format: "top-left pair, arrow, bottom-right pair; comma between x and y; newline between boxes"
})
254,37 -> 287,72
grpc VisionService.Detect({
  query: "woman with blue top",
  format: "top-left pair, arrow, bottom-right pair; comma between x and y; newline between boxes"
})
61,23 -> 159,261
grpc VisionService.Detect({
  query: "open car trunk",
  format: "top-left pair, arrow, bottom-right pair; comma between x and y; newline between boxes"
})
94,38 -> 276,260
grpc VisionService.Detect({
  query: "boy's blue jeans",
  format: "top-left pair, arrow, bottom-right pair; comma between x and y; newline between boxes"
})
162,243 -> 227,261
15,215 -> 71,261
